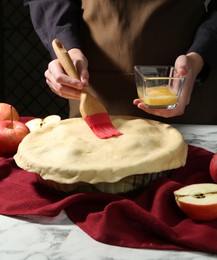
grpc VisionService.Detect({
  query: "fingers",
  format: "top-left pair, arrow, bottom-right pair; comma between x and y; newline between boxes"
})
45,68 -> 81,100
75,59 -> 89,87
68,48 -> 89,87
133,97 -> 186,118
174,55 -> 191,76
45,55 -> 89,100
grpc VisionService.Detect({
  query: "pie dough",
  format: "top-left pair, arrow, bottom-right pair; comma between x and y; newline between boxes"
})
14,116 -> 187,192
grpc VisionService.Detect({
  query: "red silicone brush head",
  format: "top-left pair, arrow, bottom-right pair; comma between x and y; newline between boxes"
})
84,113 -> 123,139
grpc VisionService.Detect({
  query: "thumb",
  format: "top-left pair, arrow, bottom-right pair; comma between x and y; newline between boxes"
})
76,61 -> 89,88
174,55 -> 191,76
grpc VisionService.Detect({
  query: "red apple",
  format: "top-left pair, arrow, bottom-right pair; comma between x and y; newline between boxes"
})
174,183 -> 217,221
0,103 -> 19,121
210,153 -> 217,183
0,120 -> 30,157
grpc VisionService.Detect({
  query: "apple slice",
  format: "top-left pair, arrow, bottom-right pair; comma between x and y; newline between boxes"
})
25,115 -> 61,131
25,118 -> 43,131
174,183 -> 217,221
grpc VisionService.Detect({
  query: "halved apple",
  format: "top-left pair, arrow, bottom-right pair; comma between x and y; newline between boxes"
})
174,183 -> 217,221
25,115 -> 61,131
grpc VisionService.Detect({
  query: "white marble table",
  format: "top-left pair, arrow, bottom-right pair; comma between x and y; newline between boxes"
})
1,124 -> 217,260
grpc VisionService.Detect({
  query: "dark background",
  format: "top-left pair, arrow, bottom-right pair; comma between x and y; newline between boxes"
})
2,1 -> 69,118
2,1 -> 217,124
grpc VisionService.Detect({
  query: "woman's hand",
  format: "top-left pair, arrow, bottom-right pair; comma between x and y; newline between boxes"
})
133,52 -> 204,118
44,48 -> 89,100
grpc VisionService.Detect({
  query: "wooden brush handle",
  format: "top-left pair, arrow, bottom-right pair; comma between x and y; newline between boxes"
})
52,39 -> 107,116
52,39 -> 80,80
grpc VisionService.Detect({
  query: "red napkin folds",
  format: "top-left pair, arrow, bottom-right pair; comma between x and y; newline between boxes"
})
0,144 -> 217,254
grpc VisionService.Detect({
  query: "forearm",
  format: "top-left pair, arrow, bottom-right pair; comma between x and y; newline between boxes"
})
187,0 -> 217,69
24,0 -> 82,58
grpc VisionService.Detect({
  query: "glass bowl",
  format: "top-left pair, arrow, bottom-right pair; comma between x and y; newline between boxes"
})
134,65 -> 186,109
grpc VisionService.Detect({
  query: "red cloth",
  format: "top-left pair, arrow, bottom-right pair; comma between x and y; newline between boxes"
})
0,142 -> 216,254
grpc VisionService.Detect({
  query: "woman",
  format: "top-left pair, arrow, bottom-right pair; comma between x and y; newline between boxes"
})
24,0 -> 217,123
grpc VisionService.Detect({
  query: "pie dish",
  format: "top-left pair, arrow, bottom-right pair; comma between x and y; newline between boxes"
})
14,116 -> 188,193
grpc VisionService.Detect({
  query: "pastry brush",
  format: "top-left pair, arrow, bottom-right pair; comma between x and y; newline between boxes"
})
52,39 -> 122,139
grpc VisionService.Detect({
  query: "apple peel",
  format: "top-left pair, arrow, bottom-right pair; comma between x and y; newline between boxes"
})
174,183 -> 217,221
210,153 -> 217,183
0,103 -> 19,121
25,115 -> 61,132
0,120 -> 30,156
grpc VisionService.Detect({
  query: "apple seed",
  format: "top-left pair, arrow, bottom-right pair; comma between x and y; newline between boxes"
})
194,193 -> 206,199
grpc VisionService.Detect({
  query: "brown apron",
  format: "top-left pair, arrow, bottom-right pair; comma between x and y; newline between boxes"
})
69,0 -> 217,124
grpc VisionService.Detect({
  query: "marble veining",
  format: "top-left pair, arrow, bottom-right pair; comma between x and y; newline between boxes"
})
173,124 -> 217,153
0,124 -> 217,260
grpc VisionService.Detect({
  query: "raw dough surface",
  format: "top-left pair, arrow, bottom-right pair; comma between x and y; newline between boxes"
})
14,116 -> 187,184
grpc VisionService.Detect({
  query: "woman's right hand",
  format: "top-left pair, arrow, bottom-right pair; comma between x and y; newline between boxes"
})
44,48 -> 89,100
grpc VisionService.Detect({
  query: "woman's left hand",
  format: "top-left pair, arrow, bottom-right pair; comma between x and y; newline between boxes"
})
133,52 -> 204,118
